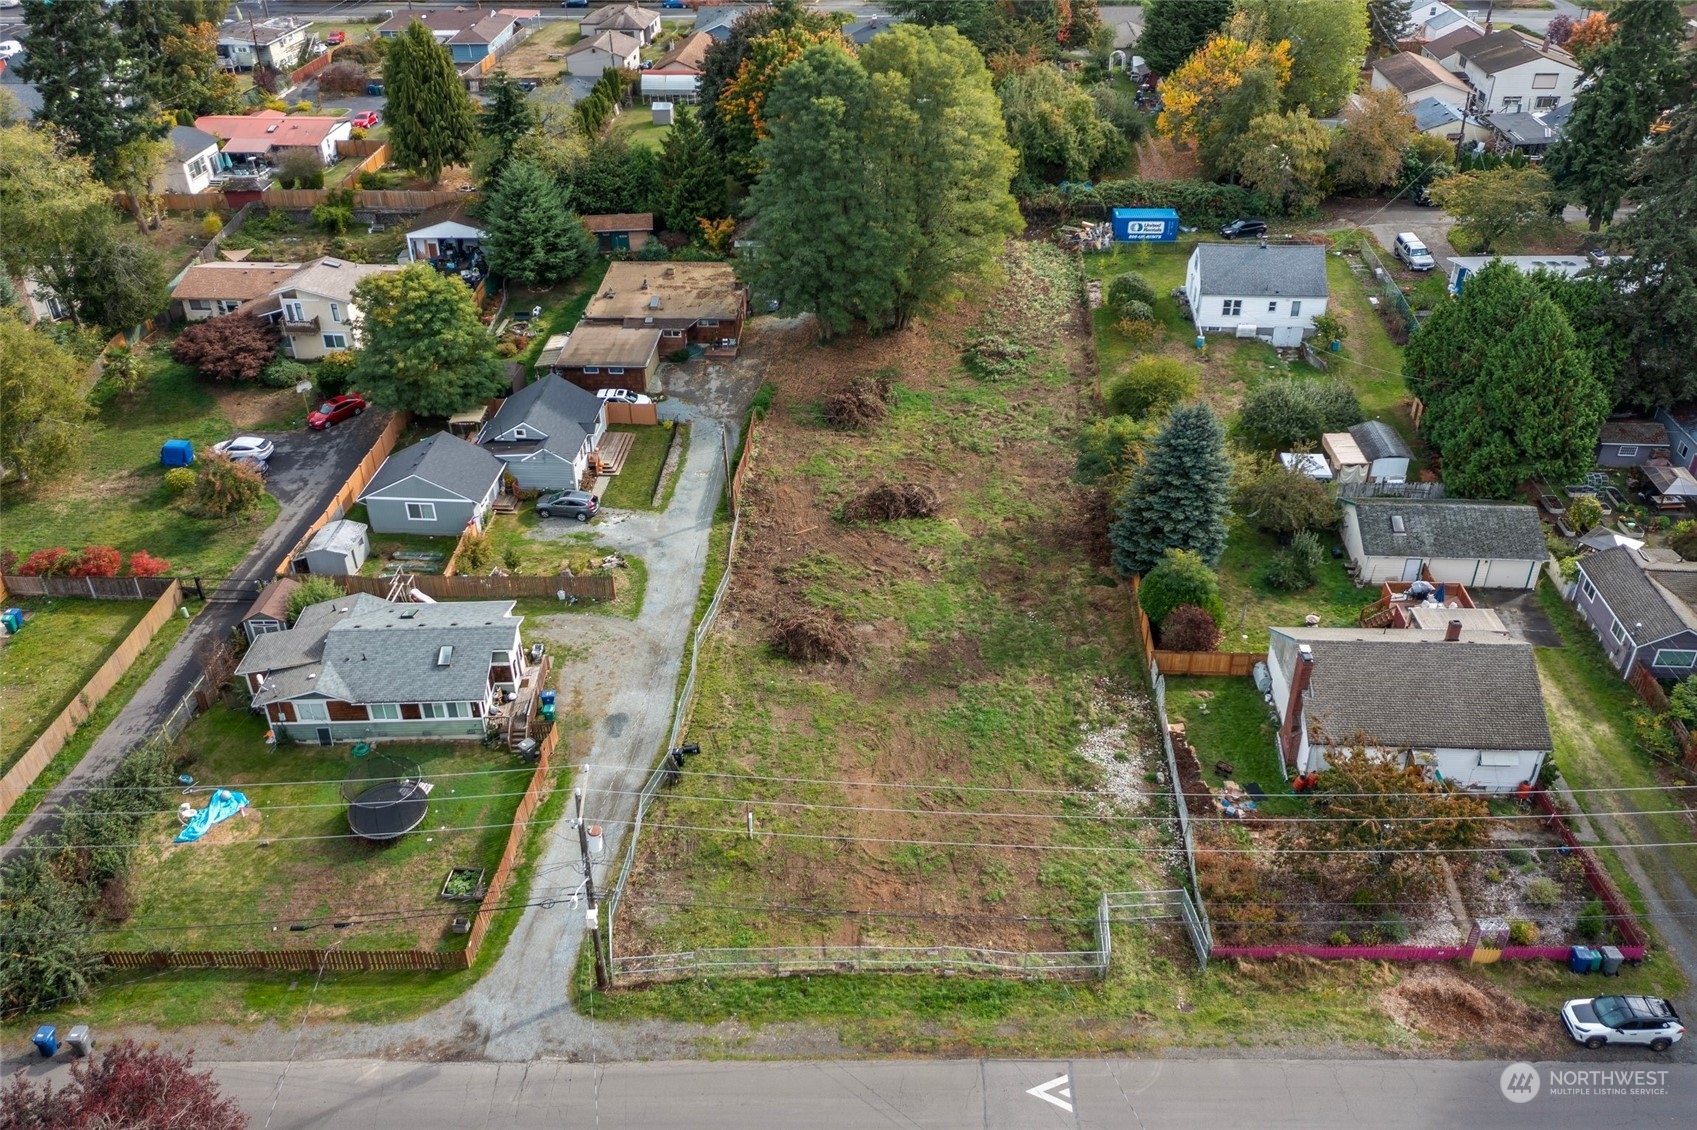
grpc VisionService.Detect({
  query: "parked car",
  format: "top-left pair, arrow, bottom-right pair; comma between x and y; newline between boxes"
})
596,388 -> 652,406
535,490 -> 599,522
351,110 -> 380,129
308,394 -> 366,430
0,41 -> 23,59
662,0 -> 688,7
232,456 -> 269,477
562,0 -> 588,7
1393,232 -> 1435,271
1219,218 -> 1268,240
1562,996 -> 1685,1051
324,30 -> 346,45
213,436 -> 276,462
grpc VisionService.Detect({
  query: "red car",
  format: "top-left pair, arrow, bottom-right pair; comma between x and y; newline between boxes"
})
324,30 -> 346,45
351,110 -> 379,129
308,394 -> 366,430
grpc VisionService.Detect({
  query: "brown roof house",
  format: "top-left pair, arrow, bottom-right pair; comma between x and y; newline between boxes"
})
581,262 -> 748,357
583,213 -> 654,254
1368,52 -> 1470,111
172,261 -> 302,322
547,325 -> 663,396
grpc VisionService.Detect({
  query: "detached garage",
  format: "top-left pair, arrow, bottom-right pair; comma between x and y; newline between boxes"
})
1340,497 -> 1547,589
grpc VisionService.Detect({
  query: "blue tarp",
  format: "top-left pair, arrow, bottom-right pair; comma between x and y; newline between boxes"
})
160,439 -> 194,467
175,789 -> 248,843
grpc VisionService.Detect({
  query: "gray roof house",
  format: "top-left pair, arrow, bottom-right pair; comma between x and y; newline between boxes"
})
1574,547 -> 1697,681
1183,243 -> 1329,347
1266,626 -> 1551,793
235,594 -> 527,743
477,377 -> 609,492
1340,498 -> 1547,589
293,519 -> 369,576
358,432 -> 505,536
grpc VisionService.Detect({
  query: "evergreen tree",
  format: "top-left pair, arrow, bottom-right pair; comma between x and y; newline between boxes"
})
883,1 -> 1103,61
17,0 -> 162,182
1365,0 -> 1412,56
478,71 -> 540,189
1138,0 -> 1232,75
351,266 -> 507,417
566,136 -> 662,215
1545,0 -> 1685,232
1110,403 -> 1233,576
657,106 -> 728,233
1404,262 -> 1608,498
385,21 -> 479,181
480,161 -> 596,288
1598,88 -> 1697,408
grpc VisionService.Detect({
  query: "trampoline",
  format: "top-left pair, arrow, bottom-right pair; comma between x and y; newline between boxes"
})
342,753 -> 429,842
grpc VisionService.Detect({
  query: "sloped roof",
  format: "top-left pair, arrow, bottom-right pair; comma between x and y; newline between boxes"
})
1348,498 -> 1547,561
171,125 -> 219,161
272,257 -> 401,304
1598,421 -> 1669,446
241,578 -> 300,626
173,262 -> 302,302
569,29 -> 642,57
480,376 -> 605,461
1422,26 -> 1485,61
1372,52 -> 1467,94
1190,243 -> 1328,299
1578,547 -> 1697,645
377,7 -> 517,45
653,30 -> 713,72
585,3 -> 658,33
582,213 -> 654,233
304,519 -> 368,556
1489,111 -> 1566,147
1348,420 -> 1413,463
555,325 -> 661,368
407,201 -> 485,237
362,432 -> 505,503
195,110 -> 348,148
1409,96 -> 1464,133
1458,29 -> 1569,74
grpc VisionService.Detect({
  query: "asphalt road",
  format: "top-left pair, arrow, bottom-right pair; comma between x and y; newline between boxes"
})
13,1056 -> 1681,1129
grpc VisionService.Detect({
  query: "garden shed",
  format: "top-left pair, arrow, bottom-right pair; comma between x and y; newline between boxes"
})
294,519 -> 369,576
1348,420 -> 1412,484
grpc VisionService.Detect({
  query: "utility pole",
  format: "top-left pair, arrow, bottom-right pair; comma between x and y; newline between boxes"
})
574,788 -> 610,990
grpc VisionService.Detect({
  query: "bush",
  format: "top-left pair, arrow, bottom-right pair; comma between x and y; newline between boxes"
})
1074,415 -> 1151,485
19,547 -> 73,576
185,455 -> 265,518
125,551 -> 172,577
1507,919 -> 1539,946
1237,465 -> 1339,535
1524,876 -> 1561,907
314,350 -> 358,397
285,575 -> 344,622
1138,548 -> 1224,624
68,546 -> 122,578
1160,604 -> 1221,651
1575,898 -> 1608,941
1310,312 -> 1347,344
163,467 -> 197,495
666,347 -> 690,363
495,340 -> 520,358
1262,531 -> 1326,592
1104,357 -> 1199,420
964,331 -> 1035,380
1236,378 -> 1365,450
750,380 -> 778,418
260,356 -> 312,389
1567,495 -> 1603,533
312,202 -> 354,235
317,61 -> 370,95
275,148 -> 324,189
1504,846 -> 1533,865
200,212 -> 223,238
1376,914 -> 1410,943
293,100 -> 314,114
458,529 -> 492,572
1327,930 -> 1351,946
635,241 -> 671,261
172,314 -> 280,382
1107,271 -> 1157,311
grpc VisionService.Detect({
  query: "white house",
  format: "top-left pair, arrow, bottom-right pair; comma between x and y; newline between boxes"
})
1368,52 -> 1470,111
1267,626 -> 1551,793
253,257 -> 403,360
1183,243 -> 1328,347
565,30 -> 641,77
405,202 -> 487,264
581,3 -> 662,45
1339,498 -> 1548,588
216,17 -> 315,72
165,125 -> 221,194
1406,3 -> 1484,44
1455,30 -> 1580,115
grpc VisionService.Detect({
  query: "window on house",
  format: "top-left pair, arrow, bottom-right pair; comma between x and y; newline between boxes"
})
1531,73 -> 1558,90
699,318 -> 719,327
322,333 -> 348,349
1653,650 -> 1697,669
1611,619 -> 1628,643
1683,445 -> 1690,460
369,703 -> 401,720
607,367 -> 625,375
583,367 -> 600,375
1501,96 -> 1522,113
491,650 -> 512,665
1290,300 -> 1302,316
284,300 -> 304,322
189,299 -> 212,311
218,300 -> 241,314
188,156 -> 208,178
1268,301 -> 1278,313
294,701 -> 329,722
1617,445 -> 1639,458
663,329 -> 684,337
405,502 -> 437,522
421,702 -> 470,719
1222,299 -> 1243,317
1580,575 -> 1596,601
1534,96 -> 1559,111
329,302 -> 342,323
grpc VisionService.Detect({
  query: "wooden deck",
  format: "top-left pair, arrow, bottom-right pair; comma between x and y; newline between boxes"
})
592,431 -> 634,476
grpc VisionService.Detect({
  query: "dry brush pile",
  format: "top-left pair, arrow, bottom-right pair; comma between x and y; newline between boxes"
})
822,373 -> 895,430
842,482 -> 942,522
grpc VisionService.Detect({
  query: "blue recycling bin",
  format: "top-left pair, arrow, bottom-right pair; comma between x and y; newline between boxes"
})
31,1025 -> 57,1057
2,608 -> 24,634
539,689 -> 556,722
1570,945 -> 1600,974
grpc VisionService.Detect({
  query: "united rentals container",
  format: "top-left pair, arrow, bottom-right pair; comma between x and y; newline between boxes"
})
1110,207 -> 1180,242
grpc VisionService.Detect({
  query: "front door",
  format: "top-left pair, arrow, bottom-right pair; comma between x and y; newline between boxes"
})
317,728 -> 332,746
1401,558 -> 1423,582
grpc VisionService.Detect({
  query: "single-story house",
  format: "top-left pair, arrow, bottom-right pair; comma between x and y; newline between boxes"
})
1654,406 -> 1697,472
581,2 -> 661,44
171,261 -> 301,322
1369,52 -> 1471,111
581,261 -> 748,356
376,7 -> 523,64
1348,420 -> 1412,484
1339,497 -> 1548,588
1408,96 -> 1490,144
1597,421 -> 1671,468
640,30 -> 712,102
406,202 -> 487,264
235,594 -> 527,743
547,325 -> 662,395
1407,3 -> 1484,45
477,375 -> 609,491
1485,109 -> 1569,157
293,519 -> 369,575
1267,625 -> 1551,793
583,213 -> 654,253
216,17 -> 315,72
696,7 -> 751,42
166,125 -> 222,194
1447,253 -> 1606,295
240,578 -> 299,644
1420,26 -> 1486,68
1574,546 -> 1697,680
565,29 -> 641,77
249,256 -> 403,360
195,111 -> 352,168
1182,243 -> 1328,347
358,432 -> 506,536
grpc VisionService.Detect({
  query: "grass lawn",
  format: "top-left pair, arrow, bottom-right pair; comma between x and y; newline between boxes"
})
1215,518 -> 1378,652
348,504 -> 459,576
598,422 -> 676,510
218,207 -> 405,266
0,599 -> 154,774
518,260 -> 611,375
106,706 -> 531,953
1323,254 -> 1421,452
0,610 -> 193,841
0,352 -> 279,576
613,106 -> 671,151
1163,675 -> 1304,816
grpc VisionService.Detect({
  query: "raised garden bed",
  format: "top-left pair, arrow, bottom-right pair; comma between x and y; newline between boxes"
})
440,866 -> 486,901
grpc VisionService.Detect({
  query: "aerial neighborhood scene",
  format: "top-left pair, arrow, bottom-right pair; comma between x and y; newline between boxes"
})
3,0 -> 1697,1125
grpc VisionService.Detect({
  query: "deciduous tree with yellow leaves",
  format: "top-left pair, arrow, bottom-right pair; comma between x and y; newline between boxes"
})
1157,25 -> 1293,177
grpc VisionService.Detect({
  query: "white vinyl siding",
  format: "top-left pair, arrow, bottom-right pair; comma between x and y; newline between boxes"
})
405,502 -> 437,522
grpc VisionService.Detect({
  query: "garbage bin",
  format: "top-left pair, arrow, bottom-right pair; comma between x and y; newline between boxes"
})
1570,945 -> 1600,974
2,608 -> 24,634
31,1025 -> 57,1058
65,1026 -> 92,1057
1599,946 -> 1624,976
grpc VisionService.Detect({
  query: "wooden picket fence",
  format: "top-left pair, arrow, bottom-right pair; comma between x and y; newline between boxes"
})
1130,575 -> 1258,677
275,412 -> 408,575
0,583 -> 185,818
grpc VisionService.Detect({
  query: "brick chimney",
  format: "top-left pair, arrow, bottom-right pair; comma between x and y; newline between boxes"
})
1279,644 -> 1314,765
1445,618 -> 1462,642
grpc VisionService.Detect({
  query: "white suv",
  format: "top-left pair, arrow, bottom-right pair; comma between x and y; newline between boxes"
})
1393,232 -> 1435,271
1562,995 -> 1685,1051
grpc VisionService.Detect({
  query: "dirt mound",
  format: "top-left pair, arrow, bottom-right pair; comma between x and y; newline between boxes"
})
1382,968 -> 1555,1053
843,482 -> 942,522
822,374 -> 894,430
772,610 -> 856,663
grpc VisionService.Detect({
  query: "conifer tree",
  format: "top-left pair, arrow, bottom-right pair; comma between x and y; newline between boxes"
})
657,106 -> 728,233
385,21 -> 478,181
478,71 -> 539,189
18,0 -> 161,182
1110,403 -> 1233,576
480,161 -> 596,288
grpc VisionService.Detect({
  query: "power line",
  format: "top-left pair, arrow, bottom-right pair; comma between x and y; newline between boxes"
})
7,764 -> 543,798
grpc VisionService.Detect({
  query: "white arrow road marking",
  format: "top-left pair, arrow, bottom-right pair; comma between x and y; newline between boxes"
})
1026,1073 -> 1074,1114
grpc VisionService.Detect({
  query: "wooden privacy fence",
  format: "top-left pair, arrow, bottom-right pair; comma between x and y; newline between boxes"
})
1130,575 -> 1257,677
348,143 -> 391,179
335,138 -> 388,159
288,46 -> 338,86
604,402 -> 659,426
0,583 -> 184,818
1625,661 -> 1697,769
730,417 -> 757,511
337,572 -> 616,602
276,411 -> 407,574
155,191 -> 228,212
0,575 -> 178,600
261,188 -> 468,211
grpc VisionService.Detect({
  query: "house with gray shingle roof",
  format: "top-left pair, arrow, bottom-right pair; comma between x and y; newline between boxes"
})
235,593 -> 526,742
1574,547 -> 1697,681
1266,625 -> 1551,792
1183,243 -> 1329,347
1340,498 -> 1547,589
477,376 -> 608,492
359,432 -> 506,536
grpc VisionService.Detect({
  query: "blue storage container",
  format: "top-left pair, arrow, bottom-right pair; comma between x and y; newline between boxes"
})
2,609 -> 24,634
31,1025 -> 57,1057
1110,207 -> 1180,243
160,439 -> 195,468
1570,945 -> 1599,974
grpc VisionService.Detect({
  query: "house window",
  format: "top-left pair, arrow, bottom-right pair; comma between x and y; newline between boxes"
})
1611,619 -> 1628,644
1501,96 -> 1522,113
1290,300 -> 1302,316
329,302 -> 342,323
1222,299 -> 1243,317
699,318 -> 719,327
1682,445 -> 1690,460
492,650 -> 512,665
1653,650 -> 1697,669
187,156 -> 208,178
218,300 -> 241,314
1268,301 -> 1278,313
283,300 -> 304,322
405,502 -> 437,522
1580,575 -> 1596,601
1531,73 -> 1558,90
294,701 -> 329,722
1534,96 -> 1558,111
607,367 -> 625,375
322,333 -> 348,349
189,299 -> 212,311
1617,445 -> 1638,458
583,367 -> 600,375
421,702 -> 471,719
663,329 -> 684,338
370,703 -> 401,720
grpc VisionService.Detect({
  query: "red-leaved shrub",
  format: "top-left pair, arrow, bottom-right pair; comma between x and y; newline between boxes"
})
69,545 -> 123,578
19,547 -> 73,576
1160,604 -> 1223,652
126,551 -> 172,577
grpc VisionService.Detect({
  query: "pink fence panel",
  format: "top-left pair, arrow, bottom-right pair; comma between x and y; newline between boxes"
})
1211,944 -> 1477,961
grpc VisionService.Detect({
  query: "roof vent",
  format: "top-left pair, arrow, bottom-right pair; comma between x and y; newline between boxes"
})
641,278 -> 648,290
400,608 -> 418,619
1391,515 -> 1407,534
437,645 -> 453,667
648,295 -> 661,309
